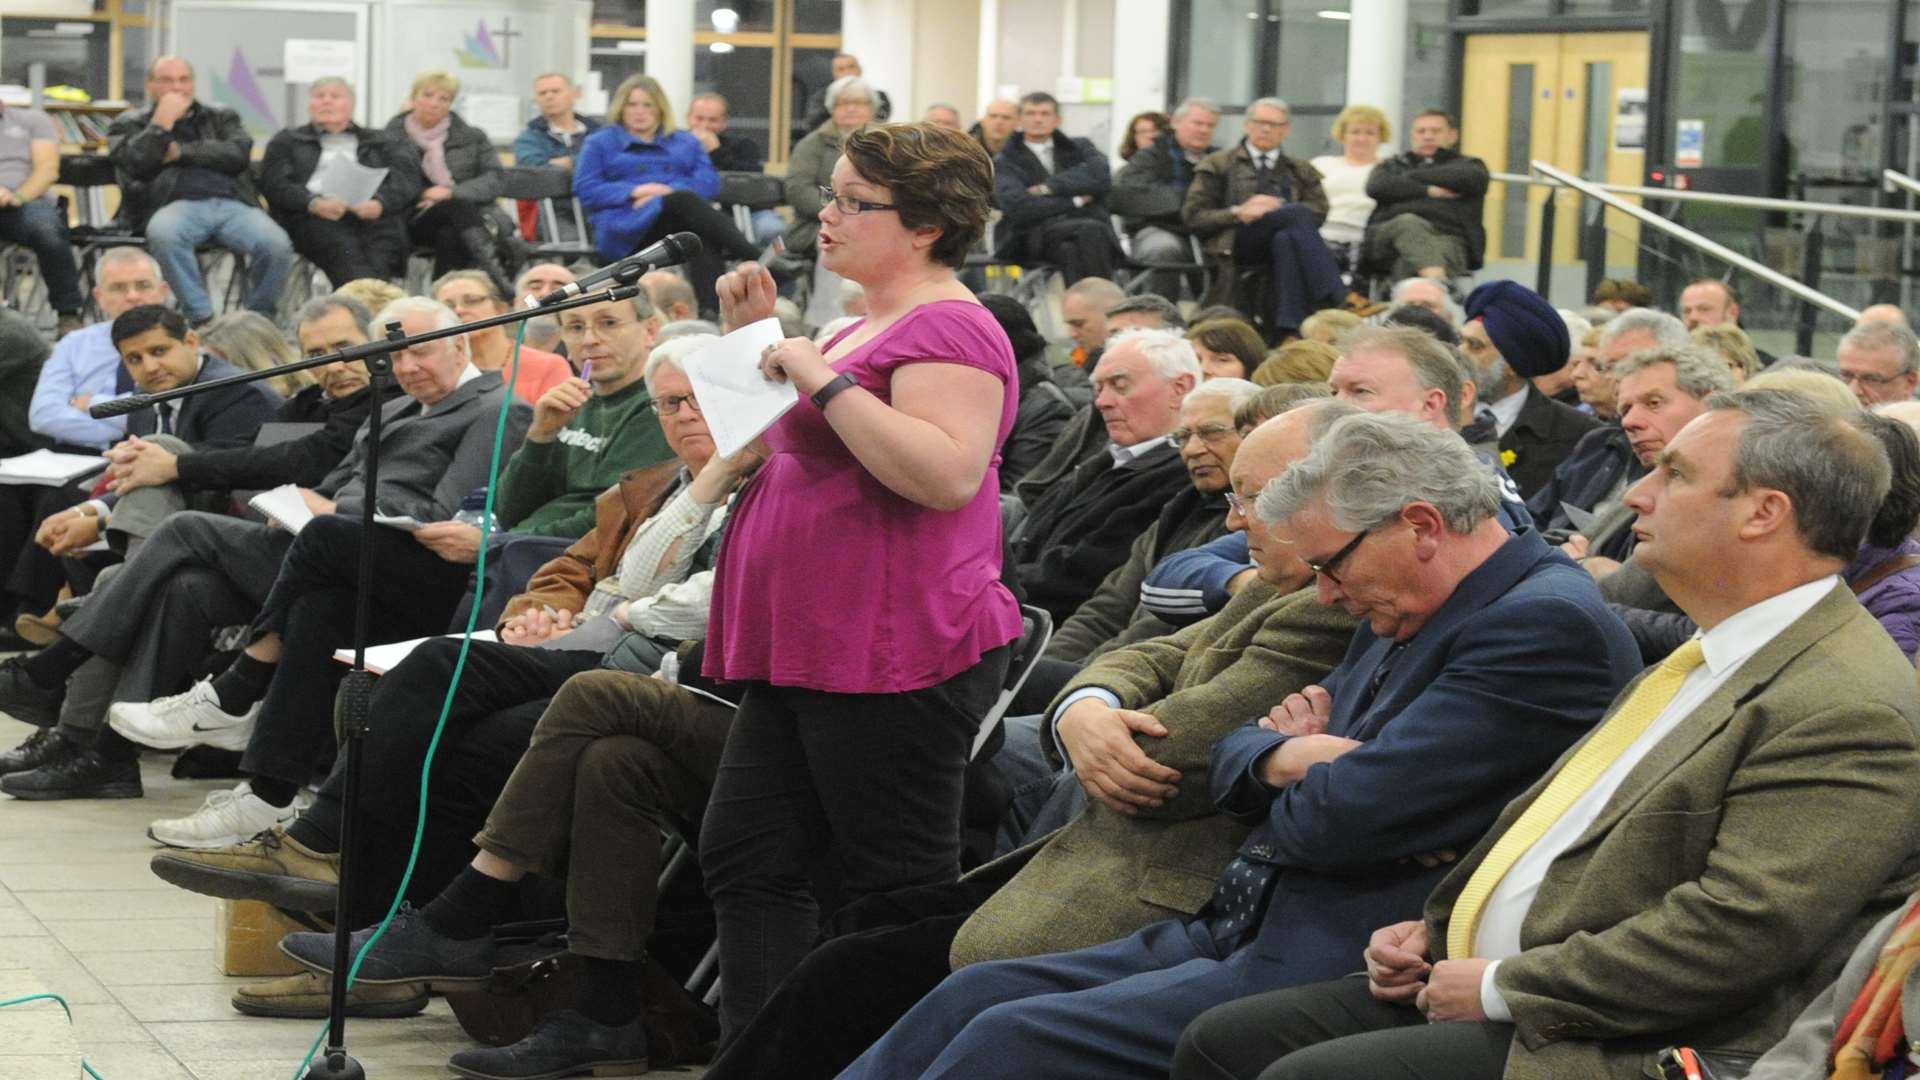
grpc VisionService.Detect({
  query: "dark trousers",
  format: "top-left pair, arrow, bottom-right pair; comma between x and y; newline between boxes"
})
1234,204 -> 1346,336
476,669 -> 735,961
1009,655 -> 1083,717
697,645 -> 1010,1043
408,199 -> 501,282
239,514 -> 477,788
283,213 -> 409,287
1023,217 -> 1119,284
1171,975 -> 1513,1080
315,637 -> 600,927
639,189 -> 762,315
705,861 -> 1027,1080
1,482 -> 86,615
0,200 -> 84,313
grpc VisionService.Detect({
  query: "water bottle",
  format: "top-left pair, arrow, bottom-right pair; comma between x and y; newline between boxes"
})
453,490 -> 496,533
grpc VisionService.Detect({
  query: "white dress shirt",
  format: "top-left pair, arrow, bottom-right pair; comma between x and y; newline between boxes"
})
1026,138 -> 1055,175
1488,386 -> 1528,439
1107,433 -> 1171,468
1473,574 -> 1840,1020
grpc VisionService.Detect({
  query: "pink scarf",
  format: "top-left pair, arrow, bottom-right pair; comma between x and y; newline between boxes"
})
404,112 -> 454,188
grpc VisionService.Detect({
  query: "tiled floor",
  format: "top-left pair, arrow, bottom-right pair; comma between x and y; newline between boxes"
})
0,710 -> 696,1080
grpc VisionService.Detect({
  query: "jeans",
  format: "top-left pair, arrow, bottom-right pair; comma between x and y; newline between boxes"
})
0,199 -> 83,312
749,208 -> 786,246
697,645 -> 1011,1044
145,198 -> 295,321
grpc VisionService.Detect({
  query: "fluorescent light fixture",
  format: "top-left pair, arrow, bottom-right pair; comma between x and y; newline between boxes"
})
711,7 -> 740,32
1316,8 -> 1352,17
709,42 -> 736,54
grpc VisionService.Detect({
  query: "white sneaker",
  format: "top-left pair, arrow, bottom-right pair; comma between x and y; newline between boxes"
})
109,679 -> 258,752
147,782 -> 299,849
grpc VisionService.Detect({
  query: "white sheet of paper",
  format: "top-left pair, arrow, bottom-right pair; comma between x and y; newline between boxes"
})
306,155 -> 388,206
333,630 -> 499,676
1559,501 -> 1599,536
248,484 -> 314,535
681,318 -> 796,458
0,448 -> 106,486
373,513 -> 425,531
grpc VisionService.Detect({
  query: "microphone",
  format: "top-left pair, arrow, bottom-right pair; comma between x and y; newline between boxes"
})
90,395 -> 156,419
536,232 -> 703,306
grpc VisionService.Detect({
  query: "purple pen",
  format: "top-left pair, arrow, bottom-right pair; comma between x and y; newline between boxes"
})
580,360 -> 593,383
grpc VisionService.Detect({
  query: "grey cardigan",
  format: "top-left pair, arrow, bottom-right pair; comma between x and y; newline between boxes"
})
316,369 -> 531,522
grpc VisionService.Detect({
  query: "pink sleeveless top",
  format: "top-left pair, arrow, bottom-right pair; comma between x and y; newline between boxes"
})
704,300 -> 1024,693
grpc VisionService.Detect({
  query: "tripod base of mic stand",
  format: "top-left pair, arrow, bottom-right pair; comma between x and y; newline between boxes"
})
304,1049 -> 367,1079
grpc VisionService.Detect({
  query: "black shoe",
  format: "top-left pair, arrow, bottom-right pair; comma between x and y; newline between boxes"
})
0,656 -> 64,728
0,624 -> 38,651
447,1009 -> 649,1079
0,727 -> 67,776
0,746 -> 141,800
280,903 -> 496,988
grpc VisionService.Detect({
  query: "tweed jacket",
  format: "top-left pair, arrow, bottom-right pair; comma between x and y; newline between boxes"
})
949,582 -> 1357,968
1182,140 -> 1330,258
1422,583 -> 1920,1080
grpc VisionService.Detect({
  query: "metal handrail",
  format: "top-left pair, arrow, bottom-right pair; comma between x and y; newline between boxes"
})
1493,171 -> 1920,225
1529,161 -> 1861,323
1885,170 -> 1920,199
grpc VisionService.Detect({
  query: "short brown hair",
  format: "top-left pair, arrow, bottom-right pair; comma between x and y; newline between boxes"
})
1591,277 -> 1652,307
1188,318 -> 1267,376
841,122 -> 993,269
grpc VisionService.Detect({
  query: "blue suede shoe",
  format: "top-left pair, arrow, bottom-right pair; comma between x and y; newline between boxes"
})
448,1009 -> 649,1079
279,903 -> 495,989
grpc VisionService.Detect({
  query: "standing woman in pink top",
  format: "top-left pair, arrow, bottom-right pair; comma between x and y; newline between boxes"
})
698,122 -> 1024,1043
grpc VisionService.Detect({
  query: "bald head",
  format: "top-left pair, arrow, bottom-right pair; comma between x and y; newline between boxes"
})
1231,399 -> 1359,589
1862,304 -> 1911,329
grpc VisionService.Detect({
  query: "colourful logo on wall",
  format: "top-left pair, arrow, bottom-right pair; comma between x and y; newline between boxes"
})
209,48 -> 278,138
456,18 -> 520,69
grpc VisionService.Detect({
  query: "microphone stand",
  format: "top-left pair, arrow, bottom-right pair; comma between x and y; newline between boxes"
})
91,283 -> 647,1080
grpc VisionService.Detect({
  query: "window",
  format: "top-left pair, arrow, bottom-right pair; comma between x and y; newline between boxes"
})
1665,0 -> 1772,168
1781,0 -> 1889,180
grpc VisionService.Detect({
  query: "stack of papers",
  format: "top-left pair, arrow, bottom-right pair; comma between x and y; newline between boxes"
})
681,318 -> 796,457
333,631 -> 499,675
0,449 -> 105,486
248,484 -> 314,534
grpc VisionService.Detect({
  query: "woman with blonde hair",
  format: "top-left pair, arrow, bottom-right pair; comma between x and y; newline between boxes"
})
574,73 -> 760,314
385,70 -> 521,298
1692,322 -> 1760,384
1310,104 -> 1388,272
198,311 -> 315,397
1299,307 -> 1360,345
1252,338 -> 1339,385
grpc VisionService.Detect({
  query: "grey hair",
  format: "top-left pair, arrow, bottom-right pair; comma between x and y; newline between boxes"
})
374,297 -> 461,336
1106,292 -> 1187,330
1559,309 -> 1593,347
825,76 -> 875,111
1184,376 -> 1261,415
97,245 -> 161,279
1172,97 -> 1221,121
1336,325 -> 1467,429
1248,97 -> 1291,119
309,76 -> 353,97
1258,410 -> 1502,533
1388,277 -> 1462,322
1297,395 -> 1365,443
1612,344 -> 1737,401
642,333 -> 719,393
1599,307 -> 1690,355
293,294 -> 373,336
1840,318 -> 1920,377
1703,387 -> 1891,562
657,318 -> 721,342
1107,328 -> 1203,382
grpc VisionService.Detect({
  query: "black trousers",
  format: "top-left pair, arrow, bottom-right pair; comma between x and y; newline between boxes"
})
310,637 -> 601,928
697,645 -> 1010,1044
1170,975 -> 1513,1080
1233,204 -> 1347,337
704,862 -> 1025,1080
282,213 -> 409,287
239,514 -> 478,788
407,199 -> 504,283
639,189 -> 761,315
0,482 -> 86,615
1022,217 -> 1119,284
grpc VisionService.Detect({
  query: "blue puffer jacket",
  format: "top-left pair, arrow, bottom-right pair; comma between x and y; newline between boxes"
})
572,126 -> 719,261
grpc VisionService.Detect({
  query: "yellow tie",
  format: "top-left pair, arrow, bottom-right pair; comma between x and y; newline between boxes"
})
1446,638 -> 1708,960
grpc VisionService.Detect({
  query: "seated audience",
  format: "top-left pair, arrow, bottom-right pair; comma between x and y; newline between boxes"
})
1252,339 -> 1338,386
640,270 -> 698,324
1679,276 -> 1776,367
1114,99 -> 1220,300
993,92 -> 1117,283
1182,98 -> 1343,338
386,70 -> 521,300
574,74 -> 759,314
108,55 -> 294,325
981,294 -> 1075,493
199,311 -> 313,397
1388,275 -> 1456,322
0,298 -> 528,806
1011,329 -> 1200,622
1691,321 -> 1759,384
431,270 -> 574,405
1859,302 -> 1910,328
0,306 -> 48,461
1061,277 -> 1127,370
1298,308 -> 1359,346
685,92 -> 783,243
511,73 -> 602,170
1457,282 -> 1600,497
842,409 -> 1640,1079
799,52 -> 892,131
786,76 -> 876,258
1532,311 -> 1590,406
1363,109 -> 1487,283
1837,317 -> 1920,407
1188,319 -> 1265,381
923,103 -> 962,130
333,277 -> 403,316
0,100 -> 82,332
704,400 -> 1361,1080
1565,324 -> 1613,417
1308,104 -> 1385,274
1175,388 -> 1920,1080
259,77 -> 419,288
1589,276 -> 1651,312
1118,110 -> 1172,160
969,98 -> 1018,159
514,262 -> 576,307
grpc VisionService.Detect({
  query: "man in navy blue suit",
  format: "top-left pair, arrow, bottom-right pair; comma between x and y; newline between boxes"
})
838,410 -> 1643,1080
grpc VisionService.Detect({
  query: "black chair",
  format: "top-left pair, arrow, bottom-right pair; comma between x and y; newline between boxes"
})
498,166 -> 598,266
715,170 -> 785,238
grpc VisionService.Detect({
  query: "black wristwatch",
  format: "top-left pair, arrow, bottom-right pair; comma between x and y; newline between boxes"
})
811,373 -> 858,411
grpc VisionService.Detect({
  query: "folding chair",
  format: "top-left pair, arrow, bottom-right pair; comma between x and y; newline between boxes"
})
498,166 -> 598,265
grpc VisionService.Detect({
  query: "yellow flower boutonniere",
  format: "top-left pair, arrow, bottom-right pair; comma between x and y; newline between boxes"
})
1500,449 -> 1518,468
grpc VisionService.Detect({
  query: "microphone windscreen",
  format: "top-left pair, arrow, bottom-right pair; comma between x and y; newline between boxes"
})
89,395 -> 154,419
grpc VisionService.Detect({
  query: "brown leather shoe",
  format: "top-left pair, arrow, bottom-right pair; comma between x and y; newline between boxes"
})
149,826 -> 339,911
13,608 -> 60,648
1341,291 -> 1388,318
231,970 -> 428,1019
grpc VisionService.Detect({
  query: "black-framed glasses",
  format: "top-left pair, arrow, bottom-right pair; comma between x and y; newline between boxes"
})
817,185 -> 897,215
655,393 -> 702,416
1304,527 -> 1373,585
